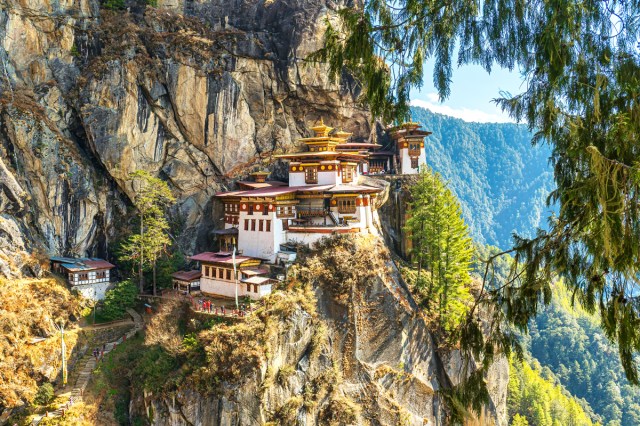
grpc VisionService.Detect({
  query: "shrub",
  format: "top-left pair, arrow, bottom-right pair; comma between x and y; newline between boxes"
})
99,279 -> 138,321
34,382 -> 54,405
102,0 -> 125,9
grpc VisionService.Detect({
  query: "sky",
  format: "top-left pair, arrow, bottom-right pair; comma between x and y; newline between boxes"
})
410,62 -> 525,123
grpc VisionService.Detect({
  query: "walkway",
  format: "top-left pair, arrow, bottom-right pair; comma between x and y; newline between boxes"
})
31,309 -> 144,425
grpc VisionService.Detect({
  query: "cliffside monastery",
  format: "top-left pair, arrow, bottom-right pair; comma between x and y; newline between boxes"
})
184,121 -> 431,300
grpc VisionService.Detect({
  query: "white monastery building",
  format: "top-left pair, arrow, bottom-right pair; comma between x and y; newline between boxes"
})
189,120 -> 431,300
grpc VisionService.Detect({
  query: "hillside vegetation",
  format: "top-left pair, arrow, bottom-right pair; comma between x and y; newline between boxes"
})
411,106 -> 555,249
0,277 -> 83,410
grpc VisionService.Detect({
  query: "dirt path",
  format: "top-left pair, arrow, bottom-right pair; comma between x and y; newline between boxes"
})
31,309 -> 143,425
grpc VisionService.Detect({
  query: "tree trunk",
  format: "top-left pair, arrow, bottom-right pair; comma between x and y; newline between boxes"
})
152,259 -> 157,296
139,213 -> 145,293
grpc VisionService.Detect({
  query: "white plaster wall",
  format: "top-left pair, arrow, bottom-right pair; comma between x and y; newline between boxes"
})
399,147 -> 427,175
289,172 -> 307,187
73,282 -> 110,301
238,211 -> 281,262
201,277 -> 243,299
318,170 -> 341,185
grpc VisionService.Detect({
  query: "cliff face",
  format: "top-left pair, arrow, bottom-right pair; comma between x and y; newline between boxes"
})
0,0 -> 369,276
136,237 -> 508,426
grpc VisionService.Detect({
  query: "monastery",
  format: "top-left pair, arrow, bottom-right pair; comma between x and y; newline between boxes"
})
184,120 -> 431,300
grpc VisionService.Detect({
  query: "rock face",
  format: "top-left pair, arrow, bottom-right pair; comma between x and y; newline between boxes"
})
0,0 -> 370,275
136,239 -> 508,426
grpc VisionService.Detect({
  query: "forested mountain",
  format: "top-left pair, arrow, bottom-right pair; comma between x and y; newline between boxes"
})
410,107 -> 555,249
521,285 -> 640,425
417,107 -> 638,425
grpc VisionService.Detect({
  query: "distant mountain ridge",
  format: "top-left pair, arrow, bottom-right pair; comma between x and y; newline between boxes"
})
410,106 -> 555,249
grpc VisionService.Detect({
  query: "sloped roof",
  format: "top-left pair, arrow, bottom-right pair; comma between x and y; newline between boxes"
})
189,251 -> 257,265
172,270 -> 202,281
50,257 -> 115,272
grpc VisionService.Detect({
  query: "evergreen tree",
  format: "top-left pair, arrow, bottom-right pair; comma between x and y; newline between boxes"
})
405,167 -> 474,331
120,170 -> 175,295
314,0 -> 640,383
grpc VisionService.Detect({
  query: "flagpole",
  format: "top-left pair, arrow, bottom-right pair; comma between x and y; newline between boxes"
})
233,247 -> 238,309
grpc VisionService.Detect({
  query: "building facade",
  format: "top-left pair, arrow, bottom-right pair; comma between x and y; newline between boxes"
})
50,257 -> 115,300
215,120 -> 383,262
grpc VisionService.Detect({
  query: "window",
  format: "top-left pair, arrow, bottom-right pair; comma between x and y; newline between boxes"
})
259,220 -> 264,232
218,268 -> 224,279
343,166 -> 354,183
410,157 -> 419,169
254,284 -> 258,293
263,205 -> 269,215
247,284 -> 251,291
266,220 -> 271,232
244,219 -> 249,231
251,219 -> 256,231
305,167 -> 318,184
226,269 -> 232,280
338,198 -> 357,214
248,204 -> 254,215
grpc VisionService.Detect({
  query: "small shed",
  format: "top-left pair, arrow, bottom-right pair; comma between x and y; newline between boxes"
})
172,270 -> 202,293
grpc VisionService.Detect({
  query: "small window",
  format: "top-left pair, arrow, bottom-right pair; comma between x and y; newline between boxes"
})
247,284 -> 251,291
218,268 -> 224,279
244,219 -> 249,231
254,284 -> 258,293
266,220 -> 271,232
263,205 -> 269,215
343,166 -> 354,183
305,167 -> 318,184
248,205 -> 254,215
251,219 -> 256,231
410,157 -> 419,169
259,220 -> 264,232
226,269 -> 232,280
338,198 -> 357,214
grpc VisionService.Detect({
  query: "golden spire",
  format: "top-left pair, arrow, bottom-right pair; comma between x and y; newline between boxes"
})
311,118 -> 334,137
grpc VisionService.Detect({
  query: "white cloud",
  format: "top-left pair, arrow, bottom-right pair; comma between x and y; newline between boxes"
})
410,96 -> 516,124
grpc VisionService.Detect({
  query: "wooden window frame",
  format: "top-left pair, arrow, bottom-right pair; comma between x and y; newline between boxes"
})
266,220 -> 271,232
305,167 -> 318,184
251,219 -> 256,231
337,198 -> 357,214
259,220 -> 264,232
244,219 -> 249,231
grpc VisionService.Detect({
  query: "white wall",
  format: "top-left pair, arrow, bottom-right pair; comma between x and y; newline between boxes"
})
237,210 -> 283,262
289,172 -> 306,187
399,147 -> 427,174
73,282 -> 110,301
318,170 -> 341,185
200,277 -> 270,300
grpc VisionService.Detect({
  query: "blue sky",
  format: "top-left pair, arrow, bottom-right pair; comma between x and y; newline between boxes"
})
410,62 -> 525,123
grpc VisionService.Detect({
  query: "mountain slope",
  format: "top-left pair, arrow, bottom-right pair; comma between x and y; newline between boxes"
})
410,106 -> 555,249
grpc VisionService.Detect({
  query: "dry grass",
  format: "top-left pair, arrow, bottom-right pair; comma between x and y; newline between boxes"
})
289,235 -> 390,305
0,277 -> 83,410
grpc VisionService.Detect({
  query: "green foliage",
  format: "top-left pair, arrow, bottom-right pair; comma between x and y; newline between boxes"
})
523,284 -> 640,426
146,0 -> 157,6
508,356 -> 598,426
102,0 -> 125,10
119,170 -> 175,295
69,45 -> 79,57
34,382 -> 54,406
132,346 -> 179,393
411,106 -> 555,249
318,0 -> 640,384
99,279 -> 138,321
405,167 -> 474,332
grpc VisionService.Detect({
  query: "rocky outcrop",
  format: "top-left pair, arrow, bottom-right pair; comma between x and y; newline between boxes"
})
136,238 -> 508,425
0,0 -> 370,276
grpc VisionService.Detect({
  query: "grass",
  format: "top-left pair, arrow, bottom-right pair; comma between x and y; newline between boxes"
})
0,277 -> 84,412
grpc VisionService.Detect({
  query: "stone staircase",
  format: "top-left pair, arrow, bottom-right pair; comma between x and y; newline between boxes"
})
32,308 -> 143,425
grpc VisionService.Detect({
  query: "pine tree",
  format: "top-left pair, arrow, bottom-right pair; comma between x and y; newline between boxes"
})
119,170 -> 175,295
405,167 -> 474,331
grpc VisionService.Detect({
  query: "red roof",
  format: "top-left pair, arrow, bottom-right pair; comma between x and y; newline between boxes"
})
216,184 -> 381,199
172,270 -> 202,281
237,181 -> 287,189
82,260 -> 115,270
189,251 -> 257,265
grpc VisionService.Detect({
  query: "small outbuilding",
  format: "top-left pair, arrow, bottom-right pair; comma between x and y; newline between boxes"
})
50,256 -> 115,300
172,270 -> 202,294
